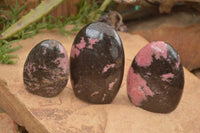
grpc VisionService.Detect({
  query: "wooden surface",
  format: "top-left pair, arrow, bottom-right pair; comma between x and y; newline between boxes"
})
0,30 -> 200,133
0,113 -> 18,133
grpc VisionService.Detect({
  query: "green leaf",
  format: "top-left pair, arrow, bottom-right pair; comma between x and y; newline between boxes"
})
0,10 -> 12,17
1,0 -> 65,39
0,39 -> 21,64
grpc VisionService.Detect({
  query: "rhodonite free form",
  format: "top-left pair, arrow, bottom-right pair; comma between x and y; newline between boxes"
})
70,22 -> 124,104
23,40 -> 69,97
127,41 -> 184,113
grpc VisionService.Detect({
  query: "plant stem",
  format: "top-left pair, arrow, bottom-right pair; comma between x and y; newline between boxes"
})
88,0 -> 112,22
99,0 -> 112,11
0,0 -> 65,40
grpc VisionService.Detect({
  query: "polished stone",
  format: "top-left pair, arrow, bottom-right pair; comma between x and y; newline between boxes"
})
70,22 -> 124,104
127,41 -> 184,113
23,40 -> 69,97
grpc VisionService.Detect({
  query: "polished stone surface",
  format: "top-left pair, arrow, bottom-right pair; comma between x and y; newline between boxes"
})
23,40 -> 69,97
70,22 -> 124,104
127,41 -> 184,113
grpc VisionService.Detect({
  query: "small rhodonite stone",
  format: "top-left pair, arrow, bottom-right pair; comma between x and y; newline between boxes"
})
127,41 -> 184,113
70,22 -> 124,104
23,39 -> 69,97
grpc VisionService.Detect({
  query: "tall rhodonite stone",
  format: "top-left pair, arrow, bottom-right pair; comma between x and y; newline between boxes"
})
127,41 -> 184,113
23,39 -> 69,97
70,22 -> 125,104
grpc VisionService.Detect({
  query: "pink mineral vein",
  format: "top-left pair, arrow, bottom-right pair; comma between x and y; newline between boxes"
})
45,87 -> 54,90
32,66 -> 36,72
87,38 -> 99,49
90,91 -> 99,96
161,73 -> 174,82
70,45 -> 80,58
42,48 -> 47,55
54,47 -> 68,73
176,55 -> 180,68
102,64 -> 115,73
25,62 -> 33,70
59,44 -> 66,53
102,94 -> 107,101
76,37 -> 86,50
147,72 -> 151,76
54,57 -> 66,73
151,41 -> 167,60
25,63 -> 34,78
135,43 -> 154,67
135,41 -> 168,67
108,78 -> 118,91
70,37 -> 87,58
42,64 -> 47,70
127,67 -> 154,106
46,89 -> 57,95
31,86 -> 39,91
167,58 -> 171,63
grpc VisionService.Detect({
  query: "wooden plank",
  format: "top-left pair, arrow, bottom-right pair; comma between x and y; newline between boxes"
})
0,29 -> 200,133
0,113 -> 18,133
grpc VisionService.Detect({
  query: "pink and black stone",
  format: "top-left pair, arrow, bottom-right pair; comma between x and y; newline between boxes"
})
23,40 -> 69,97
127,41 -> 184,113
70,22 -> 124,104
